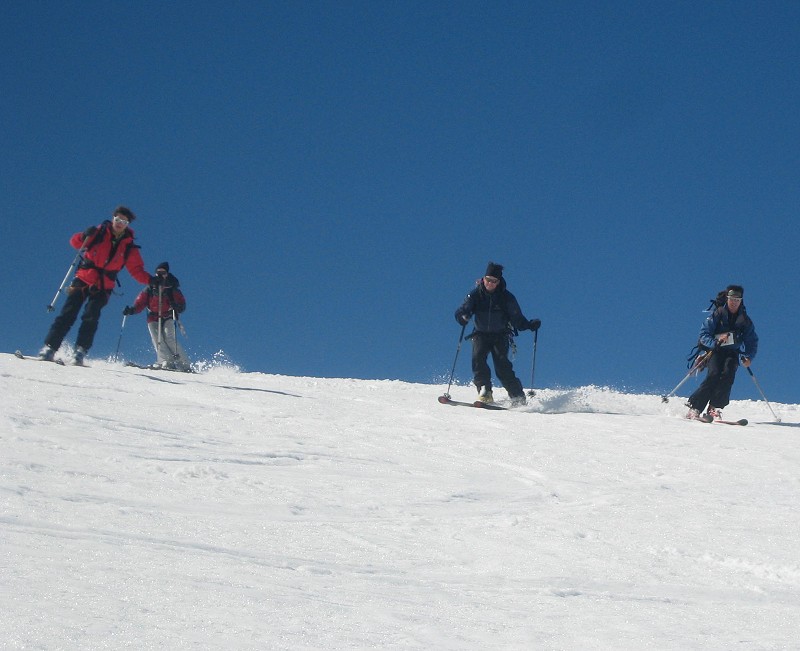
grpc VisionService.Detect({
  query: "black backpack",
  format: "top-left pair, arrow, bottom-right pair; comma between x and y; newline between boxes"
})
705,289 -> 728,312
685,289 -> 730,367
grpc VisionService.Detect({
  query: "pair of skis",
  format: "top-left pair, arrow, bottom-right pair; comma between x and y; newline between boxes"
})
437,395 -> 509,411
688,413 -> 748,426
125,361 -> 194,374
710,419 -> 749,426
14,350 -> 66,366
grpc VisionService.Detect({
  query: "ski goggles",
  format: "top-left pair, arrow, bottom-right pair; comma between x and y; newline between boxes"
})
112,215 -> 130,226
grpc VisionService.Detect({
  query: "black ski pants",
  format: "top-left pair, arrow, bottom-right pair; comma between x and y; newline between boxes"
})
45,281 -> 111,352
470,331 -> 524,398
687,349 -> 739,412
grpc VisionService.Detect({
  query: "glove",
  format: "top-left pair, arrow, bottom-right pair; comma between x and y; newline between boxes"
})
82,226 -> 98,241
528,318 -> 541,332
456,313 -> 470,326
122,306 -> 135,316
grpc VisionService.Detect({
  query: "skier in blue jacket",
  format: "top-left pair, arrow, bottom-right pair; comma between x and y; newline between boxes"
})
686,285 -> 758,421
454,262 -> 540,406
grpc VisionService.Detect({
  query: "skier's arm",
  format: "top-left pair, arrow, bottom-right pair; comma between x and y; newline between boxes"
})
741,321 -> 758,361
698,314 -> 720,350
455,291 -> 476,325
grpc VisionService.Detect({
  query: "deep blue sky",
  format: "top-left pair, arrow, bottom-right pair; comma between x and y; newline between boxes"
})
2,1 -> 798,403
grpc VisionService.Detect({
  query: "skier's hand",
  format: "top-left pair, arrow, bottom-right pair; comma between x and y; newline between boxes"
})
456,313 -> 470,325
122,306 -> 135,316
82,226 -> 98,241
528,318 -> 541,332
741,356 -> 751,368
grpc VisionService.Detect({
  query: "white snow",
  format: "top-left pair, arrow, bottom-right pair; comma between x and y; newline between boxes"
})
2,352 -> 800,649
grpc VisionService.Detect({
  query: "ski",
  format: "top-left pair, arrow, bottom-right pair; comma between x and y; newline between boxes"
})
125,361 -> 195,373
125,361 -> 161,370
472,401 -> 508,411
438,395 -> 507,410
14,350 -> 65,365
713,419 -> 748,426
686,413 -> 748,426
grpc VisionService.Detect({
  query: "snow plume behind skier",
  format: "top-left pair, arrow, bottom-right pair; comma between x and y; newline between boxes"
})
454,262 -> 541,406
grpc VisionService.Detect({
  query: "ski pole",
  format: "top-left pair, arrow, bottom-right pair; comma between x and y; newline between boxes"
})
47,248 -> 85,312
526,329 -> 539,397
113,314 -> 127,362
157,284 -> 163,349
441,322 -> 467,399
662,349 -> 713,403
745,365 -> 781,422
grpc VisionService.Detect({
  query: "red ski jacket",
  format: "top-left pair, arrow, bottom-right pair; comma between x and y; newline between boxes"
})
131,276 -> 186,324
70,221 -> 150,290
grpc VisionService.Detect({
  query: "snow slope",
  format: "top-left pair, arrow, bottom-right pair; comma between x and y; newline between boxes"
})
2,352 -> 799,649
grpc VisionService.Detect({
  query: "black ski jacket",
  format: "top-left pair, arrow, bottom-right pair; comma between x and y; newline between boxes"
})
455,278 -> 531,335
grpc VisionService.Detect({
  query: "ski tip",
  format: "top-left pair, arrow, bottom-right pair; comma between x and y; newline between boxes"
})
437,395 -> 451,404
14,350 -> 24,359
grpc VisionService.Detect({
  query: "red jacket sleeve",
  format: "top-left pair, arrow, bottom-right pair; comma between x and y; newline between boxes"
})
125,245 -> 152,285
70,229 -> 95,250
132,289 -> 149,313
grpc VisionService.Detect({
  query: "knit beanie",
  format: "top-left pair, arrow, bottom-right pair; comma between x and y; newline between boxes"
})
485,262 -> 503,279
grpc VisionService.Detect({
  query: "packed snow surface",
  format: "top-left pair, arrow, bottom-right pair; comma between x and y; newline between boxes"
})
2,352 -> 799,649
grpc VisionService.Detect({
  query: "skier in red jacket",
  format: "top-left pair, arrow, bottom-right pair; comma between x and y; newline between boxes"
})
40,206 -> 154,365
123,262 -> 191,371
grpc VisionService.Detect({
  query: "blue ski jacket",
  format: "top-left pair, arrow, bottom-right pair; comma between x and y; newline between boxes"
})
699,304 -> 758,360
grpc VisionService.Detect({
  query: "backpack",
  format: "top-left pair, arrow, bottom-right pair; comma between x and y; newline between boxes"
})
705,289 -> 728,313
686,289 -> 729,367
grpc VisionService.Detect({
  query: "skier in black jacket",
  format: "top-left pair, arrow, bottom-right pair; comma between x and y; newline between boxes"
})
454,262 -> 540,406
